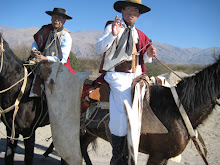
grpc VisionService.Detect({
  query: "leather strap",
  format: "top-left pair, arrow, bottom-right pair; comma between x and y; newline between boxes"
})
170,86 -> 209,165
132,41 -> 138,73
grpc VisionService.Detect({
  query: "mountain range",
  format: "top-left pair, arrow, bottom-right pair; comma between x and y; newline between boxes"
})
0,26 -> 219,65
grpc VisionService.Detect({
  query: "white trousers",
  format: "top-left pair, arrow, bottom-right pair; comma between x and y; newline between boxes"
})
104,69 -> 142,137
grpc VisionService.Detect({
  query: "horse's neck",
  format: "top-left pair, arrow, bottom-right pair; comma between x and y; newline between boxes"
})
1,52 -> 25,87
177,72 -> 218,127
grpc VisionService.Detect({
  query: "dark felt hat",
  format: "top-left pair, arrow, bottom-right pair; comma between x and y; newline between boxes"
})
45,8 -> 72,19
114,0 -> 151,14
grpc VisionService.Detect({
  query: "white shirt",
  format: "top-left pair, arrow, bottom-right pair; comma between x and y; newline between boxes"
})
31,30 -> 72,64
96,22 -> 153,136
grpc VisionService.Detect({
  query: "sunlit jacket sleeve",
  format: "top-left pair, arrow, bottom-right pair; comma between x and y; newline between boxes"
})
96,24 -> 117,54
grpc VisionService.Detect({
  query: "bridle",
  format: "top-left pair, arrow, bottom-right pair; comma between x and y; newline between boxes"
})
0,38 -> 5,73
0,37 -> 43,142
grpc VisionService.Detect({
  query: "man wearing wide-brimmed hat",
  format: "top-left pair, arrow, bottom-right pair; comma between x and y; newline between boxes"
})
96,0 -> 157,164
31,7 -> 75,74
29,8 -> 75,97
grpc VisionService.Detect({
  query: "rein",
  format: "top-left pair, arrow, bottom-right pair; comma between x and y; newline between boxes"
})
0,63 -> 46,142
154,56 -> 183,80
0,39 -> 45,141
0,67 -> 34,94
142,40 -> 208,164
171,86 -> 208,165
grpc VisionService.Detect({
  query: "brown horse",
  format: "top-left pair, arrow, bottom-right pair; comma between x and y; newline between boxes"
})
79,56 -> 220,165
0,33 -> 50,165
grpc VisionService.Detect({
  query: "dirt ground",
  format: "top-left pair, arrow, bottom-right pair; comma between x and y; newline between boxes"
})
0,105 -> 219,165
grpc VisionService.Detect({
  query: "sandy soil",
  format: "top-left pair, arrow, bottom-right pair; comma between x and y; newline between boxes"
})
0,105 -> 219,165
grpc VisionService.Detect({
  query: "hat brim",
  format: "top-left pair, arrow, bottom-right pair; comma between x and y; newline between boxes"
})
114,1 -> 151,14
46,11 -> 72,19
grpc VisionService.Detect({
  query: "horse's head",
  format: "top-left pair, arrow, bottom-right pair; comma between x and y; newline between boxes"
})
0,33 -> 21,62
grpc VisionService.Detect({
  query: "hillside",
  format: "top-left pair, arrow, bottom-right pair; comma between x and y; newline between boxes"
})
0,26 -> 219,64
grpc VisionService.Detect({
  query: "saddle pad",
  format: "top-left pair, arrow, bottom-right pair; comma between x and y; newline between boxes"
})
141,90 -> 168,134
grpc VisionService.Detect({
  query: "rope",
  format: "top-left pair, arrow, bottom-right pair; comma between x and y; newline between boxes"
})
0,37 -> 47,141
154,56 -> 183,80
45,29 -> 61,56
0,55 -> 44,141
0,80 -> 48,142
143,39 -> 183,80
0,64 -> 39,116
0,64 -> 38,94
84,107 -> 100,127
0,63 -> 39,115
152,40 -> 208,164
171,86 -> 209,165
97,113 -> 109,128
11,66 -> 28,143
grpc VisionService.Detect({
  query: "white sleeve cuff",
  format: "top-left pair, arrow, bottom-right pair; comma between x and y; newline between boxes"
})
47,56 -> 58,62
143,52 -> 153,63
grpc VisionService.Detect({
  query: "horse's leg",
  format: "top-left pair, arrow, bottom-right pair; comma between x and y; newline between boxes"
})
23,132 -> 35,165
43,142 -> 54,157
43,142 -> 68,165
147,154 -> 168,165
5,128 -> 19,165
80,132 -> 98,165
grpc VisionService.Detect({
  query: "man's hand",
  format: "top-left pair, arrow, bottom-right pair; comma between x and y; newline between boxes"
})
31,49 -> 41,57
35,54 -> 48,63
31,49 -> 47,62
147,45 -> 157,57
112,15 -> 122,36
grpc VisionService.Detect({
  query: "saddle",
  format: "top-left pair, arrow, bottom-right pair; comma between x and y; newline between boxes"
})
85,74 -> 168,134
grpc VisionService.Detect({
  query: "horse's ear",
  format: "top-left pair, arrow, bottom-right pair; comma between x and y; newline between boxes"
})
0,32 -> 3,41
0,37 -> 3,52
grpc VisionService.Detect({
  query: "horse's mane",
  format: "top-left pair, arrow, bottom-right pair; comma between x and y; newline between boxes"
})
177,56 -> 220,113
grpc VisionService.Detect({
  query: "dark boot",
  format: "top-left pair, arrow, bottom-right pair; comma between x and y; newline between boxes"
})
110,134 -> 128,165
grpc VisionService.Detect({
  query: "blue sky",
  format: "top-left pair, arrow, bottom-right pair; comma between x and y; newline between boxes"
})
1,0 -> 220,49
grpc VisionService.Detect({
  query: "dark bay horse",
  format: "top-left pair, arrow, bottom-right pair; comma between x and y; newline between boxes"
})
0,33 -> 49,165
80,56 -> 220,165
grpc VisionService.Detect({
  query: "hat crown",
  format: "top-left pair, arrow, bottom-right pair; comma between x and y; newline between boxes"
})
125,0 -> 142,5
52,8 -> 67,15
46,8 -> 72,19
114,0 -> 151,14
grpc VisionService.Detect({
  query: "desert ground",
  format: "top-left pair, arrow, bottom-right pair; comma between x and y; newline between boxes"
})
0,104 -> 219,165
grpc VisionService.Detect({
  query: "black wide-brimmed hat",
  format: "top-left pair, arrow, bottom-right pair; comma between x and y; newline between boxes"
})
114,0 -> 151,14
45,8 -> 72,19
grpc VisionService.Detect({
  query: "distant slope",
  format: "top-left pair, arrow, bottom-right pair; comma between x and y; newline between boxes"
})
0,26 -> 219,64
